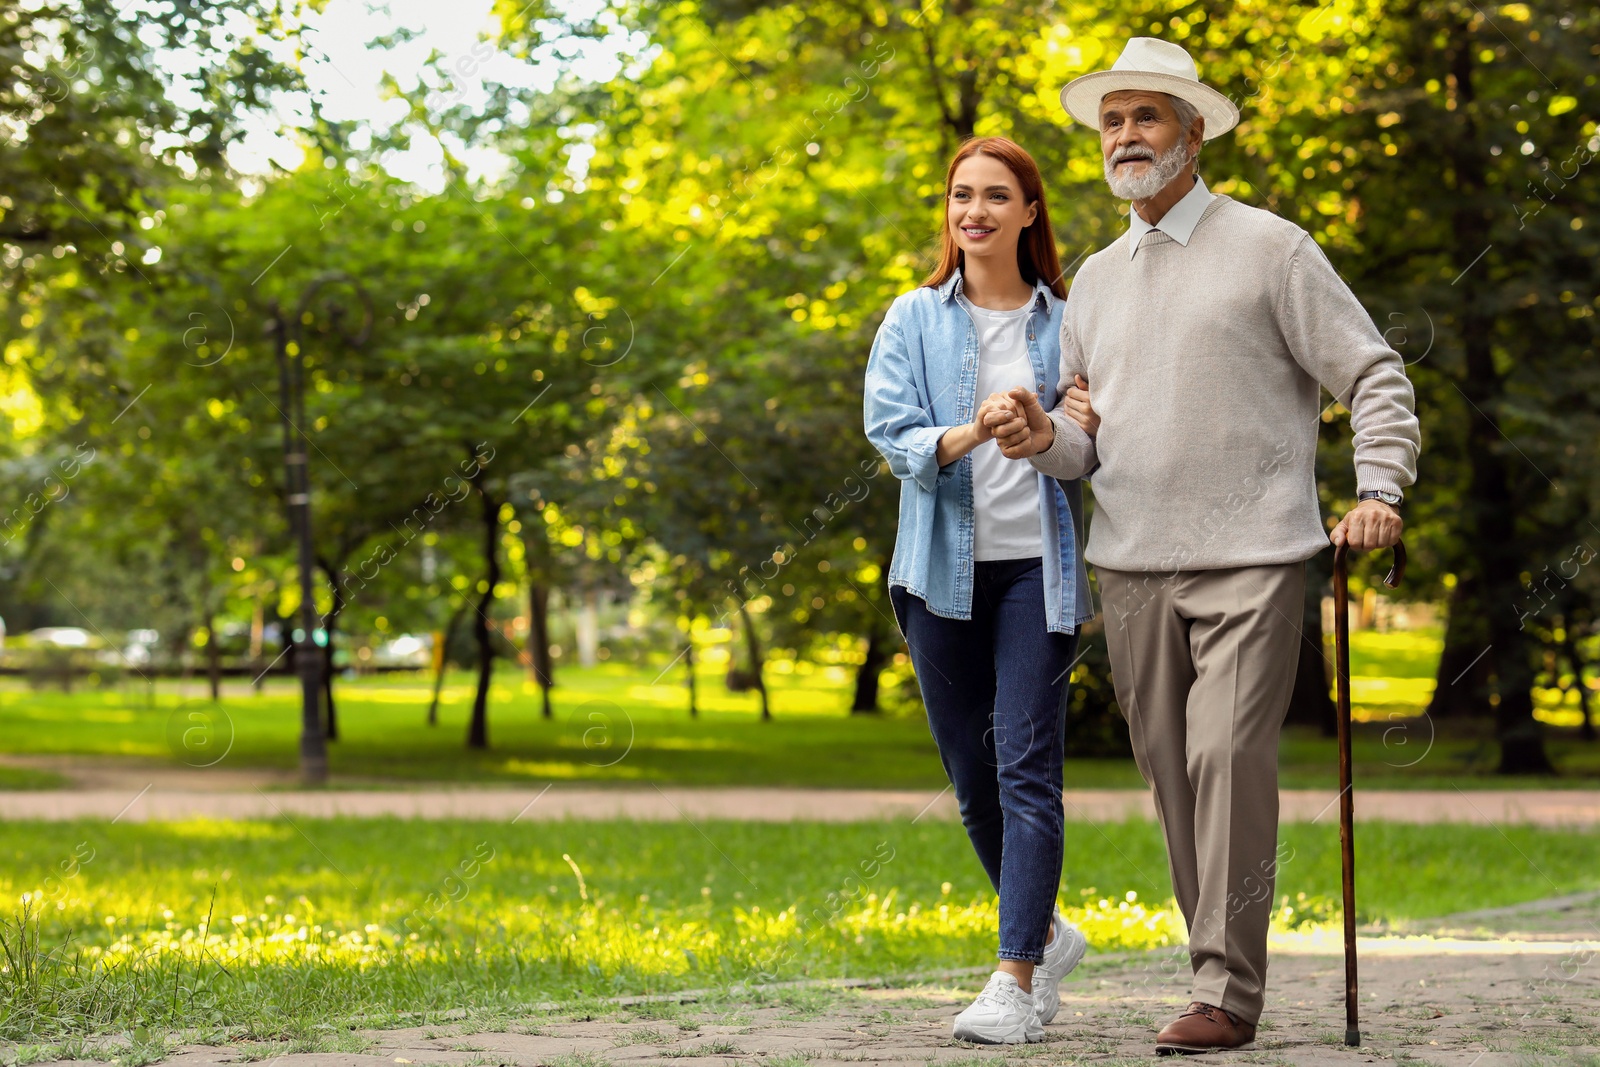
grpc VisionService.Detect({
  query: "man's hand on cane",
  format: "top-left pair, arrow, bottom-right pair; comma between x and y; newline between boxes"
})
1330,499 -> 1403,550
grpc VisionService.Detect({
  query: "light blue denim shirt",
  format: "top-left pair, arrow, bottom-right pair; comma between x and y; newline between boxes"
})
863,269 -> 1095,634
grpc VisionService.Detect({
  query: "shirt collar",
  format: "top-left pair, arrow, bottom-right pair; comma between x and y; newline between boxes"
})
937,266 -> 1054,314
1127,174 -> 1214,259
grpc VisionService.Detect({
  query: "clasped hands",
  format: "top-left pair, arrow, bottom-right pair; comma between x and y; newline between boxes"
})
973,376 -> 1400,551
977,375 -> 1099,458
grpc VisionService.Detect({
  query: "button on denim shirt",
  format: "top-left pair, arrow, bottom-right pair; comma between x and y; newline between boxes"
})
863,269 -> 1095,634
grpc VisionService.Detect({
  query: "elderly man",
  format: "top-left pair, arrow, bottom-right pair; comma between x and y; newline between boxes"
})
987,38 -> 1420,1055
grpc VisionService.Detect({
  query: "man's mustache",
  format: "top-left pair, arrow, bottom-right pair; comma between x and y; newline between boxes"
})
1110,146 -> 1155,164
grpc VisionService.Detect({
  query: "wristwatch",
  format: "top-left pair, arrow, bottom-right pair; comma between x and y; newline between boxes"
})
1358,490 -> 1402,508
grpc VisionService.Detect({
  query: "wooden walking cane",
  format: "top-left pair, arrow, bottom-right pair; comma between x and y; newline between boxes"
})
1331,539 -> 1406,1047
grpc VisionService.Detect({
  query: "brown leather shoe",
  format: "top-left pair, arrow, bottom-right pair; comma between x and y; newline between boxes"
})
1155,1002 -> 1257,1055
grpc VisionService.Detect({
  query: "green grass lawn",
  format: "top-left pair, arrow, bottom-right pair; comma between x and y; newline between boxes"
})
1,817 -> 1596,1041
1,628 -> 1596,789
0,766 -> 70,790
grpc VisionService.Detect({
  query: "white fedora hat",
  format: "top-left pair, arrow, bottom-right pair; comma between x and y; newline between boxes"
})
1060,37 -> 1239,140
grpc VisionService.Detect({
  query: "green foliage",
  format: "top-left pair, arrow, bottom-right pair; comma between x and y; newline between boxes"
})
1,0 -> 1596,761
0,0 -> 306,282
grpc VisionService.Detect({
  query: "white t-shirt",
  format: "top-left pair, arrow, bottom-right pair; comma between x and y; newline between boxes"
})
968,300 -> 1043,561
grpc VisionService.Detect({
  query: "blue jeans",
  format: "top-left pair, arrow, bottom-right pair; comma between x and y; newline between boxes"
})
890,557 -> 1079,963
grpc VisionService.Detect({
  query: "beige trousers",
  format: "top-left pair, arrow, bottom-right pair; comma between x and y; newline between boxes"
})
1096,562 -> 1306,1025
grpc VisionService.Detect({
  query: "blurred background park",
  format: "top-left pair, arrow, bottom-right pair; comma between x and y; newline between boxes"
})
0,0 -> 1598,1055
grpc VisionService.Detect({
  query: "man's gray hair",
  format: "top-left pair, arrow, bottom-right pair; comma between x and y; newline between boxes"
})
1169,94 -> 1201,166
1169,94 -> 1200,136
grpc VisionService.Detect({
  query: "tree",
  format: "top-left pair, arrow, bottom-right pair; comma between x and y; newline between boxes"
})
1345,0 -> 1600,772
0,0 -> 305,288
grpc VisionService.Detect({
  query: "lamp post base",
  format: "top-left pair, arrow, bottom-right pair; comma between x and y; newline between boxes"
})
297,641 -> 327,785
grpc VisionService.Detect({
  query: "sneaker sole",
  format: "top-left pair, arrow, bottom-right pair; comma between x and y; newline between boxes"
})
953,1024 -> 1045,1045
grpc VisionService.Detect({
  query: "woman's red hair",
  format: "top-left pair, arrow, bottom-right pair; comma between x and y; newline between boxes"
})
921,137 -> 1067,300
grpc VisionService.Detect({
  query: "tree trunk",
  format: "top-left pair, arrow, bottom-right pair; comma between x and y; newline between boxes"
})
528,582 -> 554,719
429,600 -> 468,727
684,634 -> 698,718
203,610 -> 222,703
318,560 -> 345,742
466,458 -> 500,750
851,621 -> 889,714
1442,20 -> 1551,775
250,599 -> 266,694
1427,577 -> 1493,719
737,602 -> 770,721
916,0 -> 981,143
175,620 -> 195,697
1284,550 -> 1336,734
322,651 -> 337,737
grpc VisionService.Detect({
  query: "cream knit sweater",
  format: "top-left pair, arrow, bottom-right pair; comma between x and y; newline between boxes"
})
1030,194 -> 1420,573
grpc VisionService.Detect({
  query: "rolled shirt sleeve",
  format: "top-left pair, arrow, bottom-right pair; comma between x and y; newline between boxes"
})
863,309 -> 958,494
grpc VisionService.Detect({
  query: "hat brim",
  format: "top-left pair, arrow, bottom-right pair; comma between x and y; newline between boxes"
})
1060,71 -> 1240,140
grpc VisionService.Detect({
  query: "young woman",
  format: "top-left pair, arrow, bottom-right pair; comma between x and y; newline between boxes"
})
863,137 -> 1097,1044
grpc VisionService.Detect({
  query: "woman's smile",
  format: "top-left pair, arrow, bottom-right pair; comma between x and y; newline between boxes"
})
945,152 -> 1038,266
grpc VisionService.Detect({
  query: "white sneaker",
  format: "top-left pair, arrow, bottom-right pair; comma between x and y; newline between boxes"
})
952,971 -> 1045,1044
1032,910 -> 1088,1024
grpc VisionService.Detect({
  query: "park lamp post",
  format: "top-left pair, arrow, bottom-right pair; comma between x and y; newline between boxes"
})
266,273 -> 372,786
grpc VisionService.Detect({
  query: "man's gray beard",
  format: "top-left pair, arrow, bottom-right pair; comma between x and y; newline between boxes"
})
1105,140 -> 1191,200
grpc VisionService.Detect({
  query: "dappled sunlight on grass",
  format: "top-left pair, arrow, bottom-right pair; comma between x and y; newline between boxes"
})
626,684 -> 704,708
356,687 -> 470,705
638,737 -> 745,752
497,759 -> 648,780
1061,891 -> 1183,949
157,820 -> 295,843
8,883 -> 1201,987
73,710 -> 140,724
1338,627 -> 1438,721
1352,631 -> 1446,654
1,817 -> 1596,1039
1332,628 -> 1596,744
1349,676 -> 1436,712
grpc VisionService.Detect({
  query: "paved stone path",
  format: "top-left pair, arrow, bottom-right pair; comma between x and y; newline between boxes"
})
2,781 -> 1599,825
5,754 -> 1599,825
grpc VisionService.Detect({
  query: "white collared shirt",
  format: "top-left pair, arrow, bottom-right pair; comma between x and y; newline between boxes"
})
1127,175 -> 1215,259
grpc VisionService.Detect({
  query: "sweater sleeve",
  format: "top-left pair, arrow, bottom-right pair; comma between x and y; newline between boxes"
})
1057,295 -> 1088,385
1029,309 -> 1099,480
1276,234 -> 1421,496
1029,410 -> 1099,480
863,306 -> 959,494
